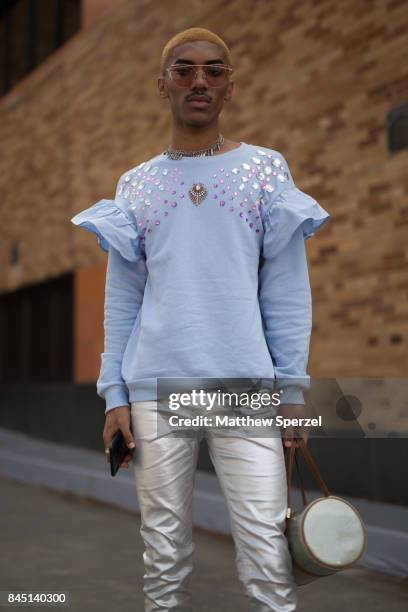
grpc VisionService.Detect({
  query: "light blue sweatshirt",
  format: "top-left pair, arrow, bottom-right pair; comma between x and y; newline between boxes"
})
71,142 -> 330,413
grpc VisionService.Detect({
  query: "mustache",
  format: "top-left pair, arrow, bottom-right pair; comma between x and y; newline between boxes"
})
186,94 -> 212,102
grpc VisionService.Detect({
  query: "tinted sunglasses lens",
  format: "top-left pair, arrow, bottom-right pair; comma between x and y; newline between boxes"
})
204,66 -> 229,86
171,66 -> 195,86
170,66 -> 229,87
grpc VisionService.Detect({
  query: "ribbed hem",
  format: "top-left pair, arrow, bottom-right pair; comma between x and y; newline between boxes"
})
128,378 -> 158,401
127,377 -> 234,401
127,375 -> 301,402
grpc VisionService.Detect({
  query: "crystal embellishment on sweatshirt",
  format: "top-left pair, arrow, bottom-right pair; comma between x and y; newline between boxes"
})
117,148 -> 293,245
188,182 -> 208,206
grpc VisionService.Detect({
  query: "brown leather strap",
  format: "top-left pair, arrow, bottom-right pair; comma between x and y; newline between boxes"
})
294,450 -> 308,506
286,442 -> 296,513
297,438 -> 331,497
287,442 -> 307,512
285,439 -> 331,517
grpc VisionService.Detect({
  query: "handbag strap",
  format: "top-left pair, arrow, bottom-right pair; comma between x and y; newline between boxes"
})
285,439 -> 331,518
286,443 -> 299,515
294,449 -> 308,506
286,442 -> 308,513
297,439 -> 331,497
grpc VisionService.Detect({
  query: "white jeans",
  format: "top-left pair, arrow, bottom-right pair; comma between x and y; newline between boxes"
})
130,400 -> 298,611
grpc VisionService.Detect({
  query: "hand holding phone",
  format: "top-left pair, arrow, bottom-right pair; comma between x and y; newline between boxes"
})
109,429 -> 136,476
103,406 -> 137,476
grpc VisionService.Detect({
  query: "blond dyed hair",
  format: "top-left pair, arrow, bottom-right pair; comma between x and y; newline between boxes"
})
160,27 -> 232,75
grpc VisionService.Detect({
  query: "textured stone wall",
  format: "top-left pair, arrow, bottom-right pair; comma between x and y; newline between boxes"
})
1,0 -> 407,380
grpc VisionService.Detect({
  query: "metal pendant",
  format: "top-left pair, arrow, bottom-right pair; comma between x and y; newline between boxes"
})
188,182 -> 208,206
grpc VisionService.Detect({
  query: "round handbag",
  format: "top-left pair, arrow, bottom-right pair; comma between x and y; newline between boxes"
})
284,439 -> 368,586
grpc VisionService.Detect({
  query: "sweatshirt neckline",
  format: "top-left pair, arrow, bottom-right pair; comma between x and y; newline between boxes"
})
158,141 -> 249,163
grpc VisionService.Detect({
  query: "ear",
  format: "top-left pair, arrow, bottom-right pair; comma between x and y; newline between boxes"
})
157,76 -> 168,98
224,79 -> 234,102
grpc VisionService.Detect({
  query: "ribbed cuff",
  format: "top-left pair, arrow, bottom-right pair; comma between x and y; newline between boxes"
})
104,384 -> 130,414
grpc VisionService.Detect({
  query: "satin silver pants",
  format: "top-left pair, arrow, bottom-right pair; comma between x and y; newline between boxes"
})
130,400 -> 298,611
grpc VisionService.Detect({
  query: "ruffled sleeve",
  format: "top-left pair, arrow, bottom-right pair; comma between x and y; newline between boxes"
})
260,153 -> 330,260
70,172 -> 144,263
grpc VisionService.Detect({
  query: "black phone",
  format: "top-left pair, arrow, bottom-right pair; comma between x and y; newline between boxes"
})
108,429 -> 135,477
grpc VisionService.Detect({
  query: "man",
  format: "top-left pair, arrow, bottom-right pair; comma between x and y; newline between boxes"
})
71,27 -> 329,612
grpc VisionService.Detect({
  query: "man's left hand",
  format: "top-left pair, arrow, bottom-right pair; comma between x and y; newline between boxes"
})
278,404 -> 309,448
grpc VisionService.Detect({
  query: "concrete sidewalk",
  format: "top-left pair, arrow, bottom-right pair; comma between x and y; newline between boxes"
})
1,476 -> 407,612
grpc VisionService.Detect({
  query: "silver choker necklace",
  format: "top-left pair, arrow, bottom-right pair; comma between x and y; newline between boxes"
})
164,134 -> 225,160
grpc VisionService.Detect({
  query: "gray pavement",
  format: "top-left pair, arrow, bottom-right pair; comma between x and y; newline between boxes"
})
1,476 -> 407,612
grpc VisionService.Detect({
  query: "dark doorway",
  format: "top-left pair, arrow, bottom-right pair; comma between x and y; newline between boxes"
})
0,273 -> 73,383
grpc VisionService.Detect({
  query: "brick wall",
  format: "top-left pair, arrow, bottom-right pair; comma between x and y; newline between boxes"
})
1,0 -> 407,380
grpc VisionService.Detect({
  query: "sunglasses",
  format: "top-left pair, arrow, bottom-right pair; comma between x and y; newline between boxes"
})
165,64 -> 233,88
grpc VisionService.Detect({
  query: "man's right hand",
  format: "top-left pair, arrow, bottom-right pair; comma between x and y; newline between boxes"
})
103,405 -> 137,469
